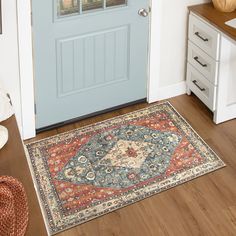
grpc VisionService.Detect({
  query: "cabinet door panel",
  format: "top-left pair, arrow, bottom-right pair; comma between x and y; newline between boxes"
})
214,36 -> 236,124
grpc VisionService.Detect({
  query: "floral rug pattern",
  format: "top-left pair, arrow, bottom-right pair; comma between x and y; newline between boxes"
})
26,102 -> 225,235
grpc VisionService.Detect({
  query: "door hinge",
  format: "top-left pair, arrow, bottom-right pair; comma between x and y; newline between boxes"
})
31,12 -> 33,26
34,103 -> 37,115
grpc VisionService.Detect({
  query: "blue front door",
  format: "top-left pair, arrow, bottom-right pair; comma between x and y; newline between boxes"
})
32,0 -> 150,129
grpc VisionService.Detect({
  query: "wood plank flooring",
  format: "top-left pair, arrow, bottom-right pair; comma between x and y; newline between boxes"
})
3,94 -> 236,236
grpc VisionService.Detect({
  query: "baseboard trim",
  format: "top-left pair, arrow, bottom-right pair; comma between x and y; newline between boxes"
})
148,81 -> 187,103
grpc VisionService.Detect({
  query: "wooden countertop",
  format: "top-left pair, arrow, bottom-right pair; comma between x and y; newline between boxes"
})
189,3 -> 236,41
0,116 -> 47,236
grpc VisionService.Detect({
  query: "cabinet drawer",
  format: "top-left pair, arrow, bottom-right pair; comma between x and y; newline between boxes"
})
187,63 -> 217,111
188,41 -> 218,85
189,14 -> 220,60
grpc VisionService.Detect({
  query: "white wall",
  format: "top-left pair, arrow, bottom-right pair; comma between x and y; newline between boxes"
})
0,0 -> 22,131
149,0 -> 210,102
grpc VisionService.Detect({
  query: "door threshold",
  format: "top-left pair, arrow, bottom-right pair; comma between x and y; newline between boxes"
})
36,98 -> 147,133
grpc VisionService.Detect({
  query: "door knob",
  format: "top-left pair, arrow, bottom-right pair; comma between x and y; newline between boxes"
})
138,8 -> 149,17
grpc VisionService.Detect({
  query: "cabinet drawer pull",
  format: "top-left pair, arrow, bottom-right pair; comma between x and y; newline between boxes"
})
194,56 -> 207,67
193,80 -> 206,91
194,32 -> 209,42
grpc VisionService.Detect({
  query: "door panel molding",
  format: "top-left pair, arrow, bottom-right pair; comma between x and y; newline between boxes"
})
56,25 -> 129,97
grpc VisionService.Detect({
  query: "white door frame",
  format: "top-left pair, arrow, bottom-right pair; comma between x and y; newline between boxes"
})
17,0 -> 36,139
17,0 -> 163,139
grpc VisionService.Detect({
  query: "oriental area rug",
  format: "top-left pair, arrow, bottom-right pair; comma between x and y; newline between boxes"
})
25,102 -> 225,235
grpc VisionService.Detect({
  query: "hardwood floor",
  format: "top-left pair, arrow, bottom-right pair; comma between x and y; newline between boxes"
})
2,94 -> 236,236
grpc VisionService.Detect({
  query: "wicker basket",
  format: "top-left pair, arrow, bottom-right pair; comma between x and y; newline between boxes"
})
212,0 -> 236,12
0,176 -> 29,236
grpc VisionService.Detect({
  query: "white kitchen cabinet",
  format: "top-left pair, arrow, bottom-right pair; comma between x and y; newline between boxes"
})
0,0 -> 22,130
187,7 -> 236,124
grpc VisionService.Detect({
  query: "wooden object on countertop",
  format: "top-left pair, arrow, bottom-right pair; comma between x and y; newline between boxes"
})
189,3 -> 236,41
212,0 -> 236,13
0,116 -> 47,236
